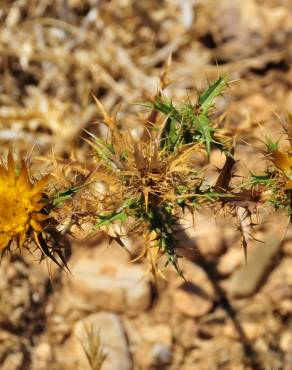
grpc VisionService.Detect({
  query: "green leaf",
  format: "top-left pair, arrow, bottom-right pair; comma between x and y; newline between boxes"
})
198,76 -> 228,114
153,99 -> 182,122
94,137 -> 118,170
249,172 -> 273,186
196,114 -> 214,157
52,186 -> 83,207
161,117 -> 180,152
95,210 -> 128,229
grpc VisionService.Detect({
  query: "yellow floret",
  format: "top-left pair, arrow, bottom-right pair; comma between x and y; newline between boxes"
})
0,152 -> 48,250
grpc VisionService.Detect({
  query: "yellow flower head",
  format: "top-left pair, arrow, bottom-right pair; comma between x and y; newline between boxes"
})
0,152 -> 48,250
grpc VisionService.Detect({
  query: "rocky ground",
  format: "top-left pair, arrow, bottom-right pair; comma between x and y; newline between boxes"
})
0,214 -> 292,370
0,0 -> 292,369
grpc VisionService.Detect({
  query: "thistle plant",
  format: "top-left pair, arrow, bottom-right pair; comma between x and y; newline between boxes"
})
1,73 -> 291,279
84,76 -> 236,277
249,113 -> 292,213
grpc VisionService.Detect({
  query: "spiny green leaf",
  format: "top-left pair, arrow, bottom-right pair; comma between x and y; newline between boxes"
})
52,186 -> 83,207
196,114 -> 214,157
160,117 -> 181,152
153,99 -> 182,122
198,75 -> 228,114
95,198 -> 142,229
95,210 -> 128,229
249,173 -> 273,186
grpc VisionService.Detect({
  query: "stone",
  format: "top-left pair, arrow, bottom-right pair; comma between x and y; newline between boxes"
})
223,323 -> 238,340
173,319 -> 197,348
127,322 -> 173,368
63,247 -> 151,314
218,247 -> 244,276
151,343 -> 172,365
182,338 -> 245,370
31,342 -> 54,370
225,234 -> 281,297
134,342 -> 172,368
176,209 -> 226,260
172,289 -> 213,318
140,324 -> 172,346
262,258 -> 292,314
1,353 -> 23,370
0,331 -> 25,370
171,259 -> 215,318
280,331 -> 292,353
242,322 -> 264,341
282,240 -> 292,256
56,312 -> 132,370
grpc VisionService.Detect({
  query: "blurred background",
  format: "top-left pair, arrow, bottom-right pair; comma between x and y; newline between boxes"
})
0,1 -> 291,369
